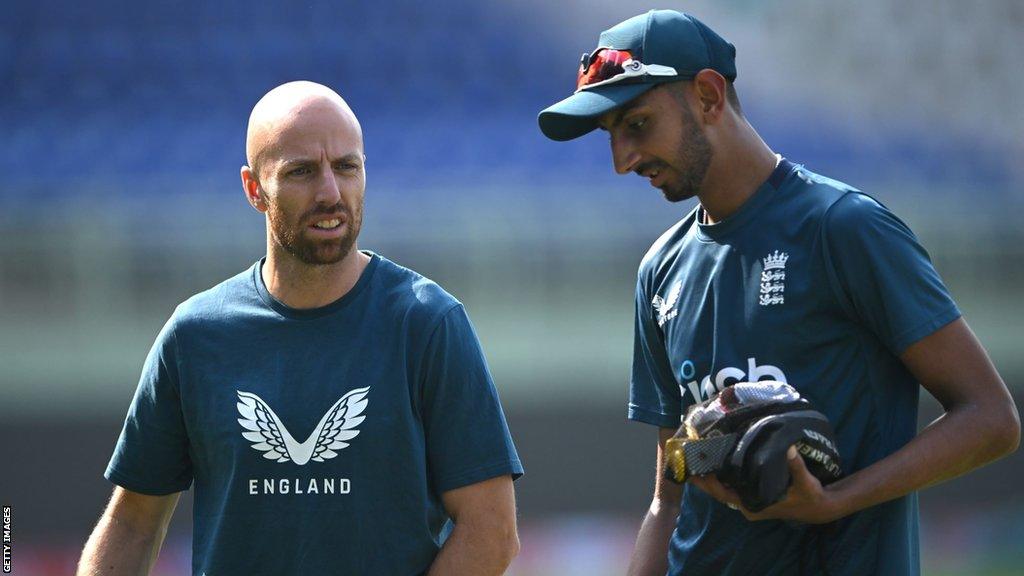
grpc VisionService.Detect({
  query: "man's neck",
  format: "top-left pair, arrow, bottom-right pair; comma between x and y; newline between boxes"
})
698,124 -> 778,225
262,246 -> 371,310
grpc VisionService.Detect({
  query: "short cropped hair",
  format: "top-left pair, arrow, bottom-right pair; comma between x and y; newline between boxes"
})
726,82 -> 742,115
668,79 -> 743,116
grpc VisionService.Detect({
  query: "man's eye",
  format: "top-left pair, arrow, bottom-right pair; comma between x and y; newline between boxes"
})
336,163 -> 358,171
628,118 -> 647,130
289,167 -> 311,176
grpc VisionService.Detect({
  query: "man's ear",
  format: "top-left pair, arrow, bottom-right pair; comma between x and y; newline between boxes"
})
240,166 -> 268,213
692,69 -> 728,123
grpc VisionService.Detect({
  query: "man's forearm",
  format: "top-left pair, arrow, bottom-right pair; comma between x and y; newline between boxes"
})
427,520 -> 519,576
821,316 -> 1020,519
827,401 -> 1019,521
77,514 -> 167,576
626,499 -> 679,576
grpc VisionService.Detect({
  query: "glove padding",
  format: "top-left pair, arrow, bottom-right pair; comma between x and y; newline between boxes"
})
664,381 -> 843,512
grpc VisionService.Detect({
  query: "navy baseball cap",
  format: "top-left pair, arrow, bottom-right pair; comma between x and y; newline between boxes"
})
538,10 -> 736,142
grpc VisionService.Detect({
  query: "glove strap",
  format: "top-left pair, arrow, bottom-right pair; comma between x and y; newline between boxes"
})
664,433 -> 738,484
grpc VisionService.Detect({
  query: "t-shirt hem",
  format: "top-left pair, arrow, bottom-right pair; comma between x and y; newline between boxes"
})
105,466 -> 192,496
892,305 -> 961,354
434,460 -> 524,493
627,405 -> 681,428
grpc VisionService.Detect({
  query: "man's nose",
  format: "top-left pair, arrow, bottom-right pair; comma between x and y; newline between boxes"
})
315,165 -> 343,204
611,137 -> 641,175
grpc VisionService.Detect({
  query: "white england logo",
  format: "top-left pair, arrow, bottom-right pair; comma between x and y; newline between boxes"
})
652,282 -> 682,327
759,250 -> 788,306
236,387 -> 370,465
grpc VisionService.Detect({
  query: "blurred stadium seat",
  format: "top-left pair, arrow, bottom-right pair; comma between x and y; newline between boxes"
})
3,0 -> 1019,190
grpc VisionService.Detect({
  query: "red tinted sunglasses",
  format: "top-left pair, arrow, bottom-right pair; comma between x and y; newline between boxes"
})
575,48 -> 678,92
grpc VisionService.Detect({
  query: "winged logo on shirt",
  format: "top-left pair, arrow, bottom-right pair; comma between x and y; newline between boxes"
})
652,282 -> 682,327
236,387 -> 370,465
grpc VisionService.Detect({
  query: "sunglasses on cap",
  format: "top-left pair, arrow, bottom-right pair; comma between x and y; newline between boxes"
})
576,48 -> 678,93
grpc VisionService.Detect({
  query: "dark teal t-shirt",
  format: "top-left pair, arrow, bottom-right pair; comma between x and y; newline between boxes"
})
629,160 -> 959,576
106,252 -> 523,575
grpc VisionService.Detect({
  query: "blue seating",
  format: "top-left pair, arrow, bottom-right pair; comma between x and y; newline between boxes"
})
0,1 -> 1015,197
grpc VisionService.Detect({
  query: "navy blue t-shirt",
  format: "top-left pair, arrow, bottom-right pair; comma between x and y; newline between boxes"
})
629,160 -> 960,575
106,252 -> 523,575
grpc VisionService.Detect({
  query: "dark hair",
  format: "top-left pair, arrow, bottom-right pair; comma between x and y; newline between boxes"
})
725,82 -> 742,115
668,79 -> 743,116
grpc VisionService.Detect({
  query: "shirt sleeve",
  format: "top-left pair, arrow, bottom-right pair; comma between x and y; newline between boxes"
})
104,316 -> 194,495
628,270 -> 683,428
420,304 -> 523,493
821,192 -> 961,355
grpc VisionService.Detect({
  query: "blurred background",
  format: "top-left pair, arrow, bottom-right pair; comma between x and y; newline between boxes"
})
1,0 -> 1022,574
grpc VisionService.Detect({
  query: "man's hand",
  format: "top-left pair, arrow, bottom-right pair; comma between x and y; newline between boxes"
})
689,445 -> 840,524
692,319 -> 1020,527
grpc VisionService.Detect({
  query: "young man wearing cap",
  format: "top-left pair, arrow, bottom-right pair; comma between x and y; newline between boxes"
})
77,81 -> 523,576
539,10 -> 1018,576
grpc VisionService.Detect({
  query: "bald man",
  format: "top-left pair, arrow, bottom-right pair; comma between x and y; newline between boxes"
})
78,82 -> 523,576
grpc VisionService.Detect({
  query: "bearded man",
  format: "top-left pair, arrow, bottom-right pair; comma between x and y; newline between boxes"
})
78,81 -> 523,576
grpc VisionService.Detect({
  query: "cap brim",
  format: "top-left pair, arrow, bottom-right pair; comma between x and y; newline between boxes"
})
538,83 -> 656,141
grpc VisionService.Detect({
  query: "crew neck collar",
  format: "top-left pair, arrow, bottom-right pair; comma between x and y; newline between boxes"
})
695,158 -> 795,242
253,251 -> 380,320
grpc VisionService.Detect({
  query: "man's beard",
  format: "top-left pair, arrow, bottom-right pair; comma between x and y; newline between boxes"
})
267,200 -> 363,266
662,105 -> 713,203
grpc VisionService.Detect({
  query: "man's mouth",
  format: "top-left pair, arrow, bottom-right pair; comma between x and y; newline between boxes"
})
636,163 -> 665,187
313,218 -> 342,230
306,213 -> 348,237
647,170 -> 667,188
